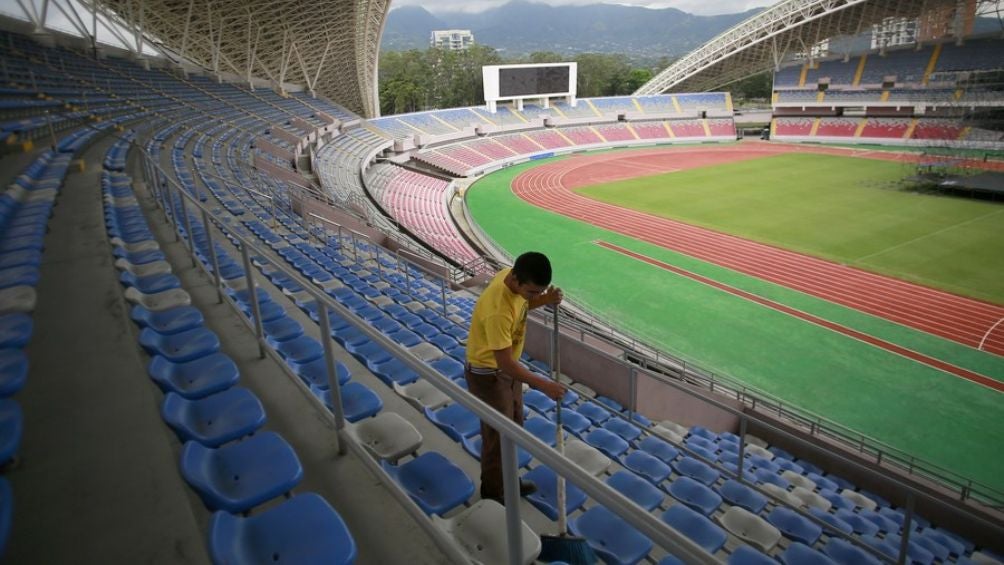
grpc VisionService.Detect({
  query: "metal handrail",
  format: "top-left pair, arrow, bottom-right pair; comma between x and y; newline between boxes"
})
136,146 -> 726,565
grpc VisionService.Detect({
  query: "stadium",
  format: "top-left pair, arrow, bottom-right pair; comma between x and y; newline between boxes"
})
0,0 -> 1002,563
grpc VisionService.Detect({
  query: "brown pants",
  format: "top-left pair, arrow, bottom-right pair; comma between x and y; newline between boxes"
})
464,368 -> 524,499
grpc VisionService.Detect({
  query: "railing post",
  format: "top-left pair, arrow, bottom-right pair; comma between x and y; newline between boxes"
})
239,244 -> 266,358
896,493 -> 915,565
179,189 -> 198,268
628,366 -> 637,423
440,277 -> 448,317
316,301 -> 346,455
737,416 -> 747,483
500,436 -> 524,565
201,209 -> 224,303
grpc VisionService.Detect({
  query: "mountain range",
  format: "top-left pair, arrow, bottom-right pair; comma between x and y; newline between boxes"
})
381,1 -> 762,59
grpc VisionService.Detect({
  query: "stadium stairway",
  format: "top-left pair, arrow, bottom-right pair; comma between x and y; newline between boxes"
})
1,125 -> 452,561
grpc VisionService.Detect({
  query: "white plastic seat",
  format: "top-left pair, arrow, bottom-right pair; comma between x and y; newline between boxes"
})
394,380 -> 450,411
344,412 -> 422,463
123,287 -> 192,311
717,505 -> 781,552
761,483 -> 802,507
744,444 -> 774,460
658,420 -> 689,437
744,434 -> 769,448
409,342 -> 444,362
564,437 -> 611,476
114,258 -> 172,277
433,499 -> 541,565
840,489 -> 878,511
0,286 -> 37,314
110,238 -> 158,252
782,470 -> 817,491
570,382 -> 596,398
791,486 -> 832,512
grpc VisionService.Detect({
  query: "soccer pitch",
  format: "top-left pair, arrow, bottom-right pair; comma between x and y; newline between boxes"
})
466,151 -> 1004,491
578,152 -> 1004,304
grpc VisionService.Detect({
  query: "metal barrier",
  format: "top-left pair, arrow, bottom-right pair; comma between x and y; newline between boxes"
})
136,145 -> 724,565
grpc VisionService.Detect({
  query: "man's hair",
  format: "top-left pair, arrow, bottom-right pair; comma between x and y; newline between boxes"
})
512,251 -> 552,287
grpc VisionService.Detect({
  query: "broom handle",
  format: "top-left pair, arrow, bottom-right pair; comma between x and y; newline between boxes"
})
552,304 -> 568,536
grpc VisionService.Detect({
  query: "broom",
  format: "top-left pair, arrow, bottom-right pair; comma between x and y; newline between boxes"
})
538,303 -> 597,564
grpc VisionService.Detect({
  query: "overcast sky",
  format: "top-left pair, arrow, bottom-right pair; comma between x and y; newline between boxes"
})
391,0 -> 778,16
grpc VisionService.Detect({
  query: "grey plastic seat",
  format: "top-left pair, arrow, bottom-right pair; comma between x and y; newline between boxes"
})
114,258 -> 173,277
563,437 -> 611,476
744,444 -> 774,460
792,486 -> 832,511
744,434 -> 769,448
658,419 -> 688,437
124,287 -> 192,311
345,412 -> 422,463
110,238 -> 159,252
394,380 -> 451,411
840,489 -> 878,511
782,470 -> 817,491
717,505 -> 782,552
761,483 -> 802,507
0,286 -> 36,314
433,499 -> 541,565
409,342 -> 444,362
570,382 -> 596,398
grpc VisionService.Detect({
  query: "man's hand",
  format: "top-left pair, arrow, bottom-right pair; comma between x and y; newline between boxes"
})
530,286 -> 563,309
535,377 -> 566,401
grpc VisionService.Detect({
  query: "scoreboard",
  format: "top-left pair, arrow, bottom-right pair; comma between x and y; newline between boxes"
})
483,63 -> 577,113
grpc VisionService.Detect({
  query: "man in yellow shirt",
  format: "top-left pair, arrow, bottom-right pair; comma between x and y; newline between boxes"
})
466,251 -> 566,502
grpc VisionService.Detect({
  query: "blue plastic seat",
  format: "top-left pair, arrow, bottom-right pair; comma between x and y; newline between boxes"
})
607,470 -> 665,511
822,538 -> 883,565
521,465 -> 587,520
858,509 -> 899,533
551,408 -> 591,436
274,335 -> 323,365
780,542 -> 838,565
0,314 -> 33,348
381,451 -> 474,515
289,357 -> 350,389
661,503 -> 727,554
669,475 -> 723,516
148,352 -> 239,399
461,435 -> 531,468
808,507 -> 853,535
524,416 -> 559,447
672,456 -> 719,486
833,508 -> 880,536
767,506 -> 822,546
120,271 -> 181,294
638,435 -> 680,464
387,327 -> 422,347
425,403 -> 480,441
161,387 -> 266,447
576,402 -> 611,424
313,382 -> 383,422
139,326 -> 221,363
181,431 -> 303,512
728,545 -> 776,565
882,534 -> 935,565
0,265 -> 39,289
0,399 -> 23,464
368,357 -> 420,387
0,349 -> 28,397
753,468 -> 789,489
918,528 -> 964,558
570,505 -> 652,565
603,417 -> 642,442
262,316 -> 304,343
523,389 -> 556,413
717,479 -> 768,514
595,395 -> 623,412
0,477 -> 10,557
429,356 -> 464,381
584,428 -> 629,459
208,493 -> 356,565
622,450 -> 671,484
818,489 -> 855,511
130,305 -> 204,334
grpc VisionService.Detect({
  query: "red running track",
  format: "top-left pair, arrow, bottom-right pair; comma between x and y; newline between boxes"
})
510,143 -> 1004,357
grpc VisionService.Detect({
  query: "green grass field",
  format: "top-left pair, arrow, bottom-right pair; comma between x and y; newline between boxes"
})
466,150 -> 1004,493
579,153 -> 1004,304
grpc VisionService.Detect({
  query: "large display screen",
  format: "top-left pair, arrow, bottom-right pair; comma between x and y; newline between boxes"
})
498,66 -> 571,97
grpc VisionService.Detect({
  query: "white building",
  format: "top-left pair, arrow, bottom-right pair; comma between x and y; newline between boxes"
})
431,30 -> 474,51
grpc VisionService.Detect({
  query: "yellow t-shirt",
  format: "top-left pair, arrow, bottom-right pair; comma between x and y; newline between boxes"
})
466,268 -> 528,368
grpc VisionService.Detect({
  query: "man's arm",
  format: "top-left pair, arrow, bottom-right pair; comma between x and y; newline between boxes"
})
528,286 -> 563,310
493,347 -> 565,400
